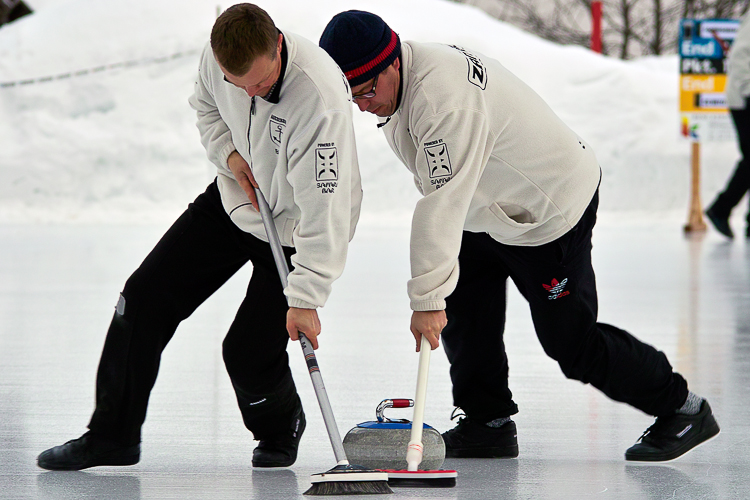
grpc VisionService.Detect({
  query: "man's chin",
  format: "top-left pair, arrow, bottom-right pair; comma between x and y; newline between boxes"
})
370,107 -> 390,117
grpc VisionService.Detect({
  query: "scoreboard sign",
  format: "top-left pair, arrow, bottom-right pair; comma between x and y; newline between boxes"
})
679,18 -> 740,141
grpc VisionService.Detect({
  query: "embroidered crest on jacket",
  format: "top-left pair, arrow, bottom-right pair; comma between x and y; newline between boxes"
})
316,145 -> 338,194
270,115 -> 286,147
425,142 -> 453,179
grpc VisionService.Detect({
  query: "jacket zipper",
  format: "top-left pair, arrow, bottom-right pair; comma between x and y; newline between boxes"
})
247,96 -> 255,172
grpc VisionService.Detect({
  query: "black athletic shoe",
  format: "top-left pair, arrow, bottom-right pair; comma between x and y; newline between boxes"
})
441,410 -> 519,458
252,406 -> 306,468
705,207 -> 734,238
625,400 -> 720,462
37,431 -> 140,471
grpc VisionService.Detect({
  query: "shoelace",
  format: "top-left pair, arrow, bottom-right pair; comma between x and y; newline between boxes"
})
447,407 -> 470,431
443,408 -> 470,439
637,417 -> 668,442
450,407 -> 467,422
637,428 -> 652,442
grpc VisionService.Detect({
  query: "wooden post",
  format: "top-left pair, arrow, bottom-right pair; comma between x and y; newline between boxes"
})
591,1 -> 603,53
684,141 -> 707,232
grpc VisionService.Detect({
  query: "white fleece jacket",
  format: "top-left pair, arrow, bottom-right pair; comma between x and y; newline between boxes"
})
726,15 -> 750,109
189,31 -> 362,309
380,41 -> 601,311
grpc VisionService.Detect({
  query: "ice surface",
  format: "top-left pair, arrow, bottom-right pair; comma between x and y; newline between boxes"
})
1,220 -> 749,499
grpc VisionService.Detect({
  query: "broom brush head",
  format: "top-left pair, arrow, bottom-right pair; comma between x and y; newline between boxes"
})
304,464 -> 392,496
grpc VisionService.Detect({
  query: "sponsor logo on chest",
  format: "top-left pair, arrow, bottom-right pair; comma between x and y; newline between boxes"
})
270,114 -> 286,154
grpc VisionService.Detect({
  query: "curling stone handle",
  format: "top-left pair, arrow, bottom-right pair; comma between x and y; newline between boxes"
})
375,398 -> 414,422
391,399 -> 412,408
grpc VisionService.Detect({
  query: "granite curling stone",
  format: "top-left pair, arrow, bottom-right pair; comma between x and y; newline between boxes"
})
343,399 -> 446,471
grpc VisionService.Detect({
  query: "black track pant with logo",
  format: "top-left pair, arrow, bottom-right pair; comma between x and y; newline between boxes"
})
441,190 -> 689,422
87,180 -> 301,446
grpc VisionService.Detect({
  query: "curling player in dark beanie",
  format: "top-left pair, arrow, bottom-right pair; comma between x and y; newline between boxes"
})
319,9 -> 720,463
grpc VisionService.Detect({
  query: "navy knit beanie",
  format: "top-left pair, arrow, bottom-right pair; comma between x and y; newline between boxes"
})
319,10 -> 400,88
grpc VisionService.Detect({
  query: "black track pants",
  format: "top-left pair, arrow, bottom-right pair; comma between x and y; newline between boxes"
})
88,181 -> 300,445
441,191 -> 689,422
709,102 -> 750,224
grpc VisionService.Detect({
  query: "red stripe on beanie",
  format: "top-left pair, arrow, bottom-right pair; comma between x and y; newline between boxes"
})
344,30 -> 398,80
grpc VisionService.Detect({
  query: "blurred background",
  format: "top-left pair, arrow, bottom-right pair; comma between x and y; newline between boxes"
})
0,0 -> 747,227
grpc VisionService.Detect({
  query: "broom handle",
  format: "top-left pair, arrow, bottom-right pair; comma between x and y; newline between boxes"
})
406,335 -> 432,471
254,187 -> 348,465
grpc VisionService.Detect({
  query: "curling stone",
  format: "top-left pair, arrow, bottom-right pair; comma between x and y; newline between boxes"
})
343,399 -> 446,471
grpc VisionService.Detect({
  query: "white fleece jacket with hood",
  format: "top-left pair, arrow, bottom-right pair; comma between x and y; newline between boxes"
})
189,31 -> 362,310
380,41 -> 601,312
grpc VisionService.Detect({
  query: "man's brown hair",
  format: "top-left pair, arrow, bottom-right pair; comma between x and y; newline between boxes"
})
211,3 -> 278,76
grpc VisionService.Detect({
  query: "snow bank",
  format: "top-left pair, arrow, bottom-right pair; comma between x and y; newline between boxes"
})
0,0 -> 740,223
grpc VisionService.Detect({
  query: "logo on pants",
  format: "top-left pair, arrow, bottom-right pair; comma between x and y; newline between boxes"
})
543,278 -> 570,300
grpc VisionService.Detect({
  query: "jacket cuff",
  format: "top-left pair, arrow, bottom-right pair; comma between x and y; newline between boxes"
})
218,142 -> 237,170
410,299 -> 446,311
287,297 -> 318,310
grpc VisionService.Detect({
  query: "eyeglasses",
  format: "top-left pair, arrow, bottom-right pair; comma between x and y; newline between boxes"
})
352,74 -> 378,101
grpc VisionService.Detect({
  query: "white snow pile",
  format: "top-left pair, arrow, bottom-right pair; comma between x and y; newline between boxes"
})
0,0 -> 741,224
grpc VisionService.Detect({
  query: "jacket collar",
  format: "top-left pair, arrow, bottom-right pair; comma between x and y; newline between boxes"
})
262,30 -> 288,104
378,42 -> 409,128
394,54 -> 404,113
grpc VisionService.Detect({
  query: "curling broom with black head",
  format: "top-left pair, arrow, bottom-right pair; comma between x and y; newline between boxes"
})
253,187 -> 391,496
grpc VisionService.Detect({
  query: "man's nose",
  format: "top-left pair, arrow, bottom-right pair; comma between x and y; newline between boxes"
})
356,99 -> 369,112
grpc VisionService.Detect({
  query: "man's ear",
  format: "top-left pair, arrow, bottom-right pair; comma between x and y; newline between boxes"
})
392,56 -> 400,71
